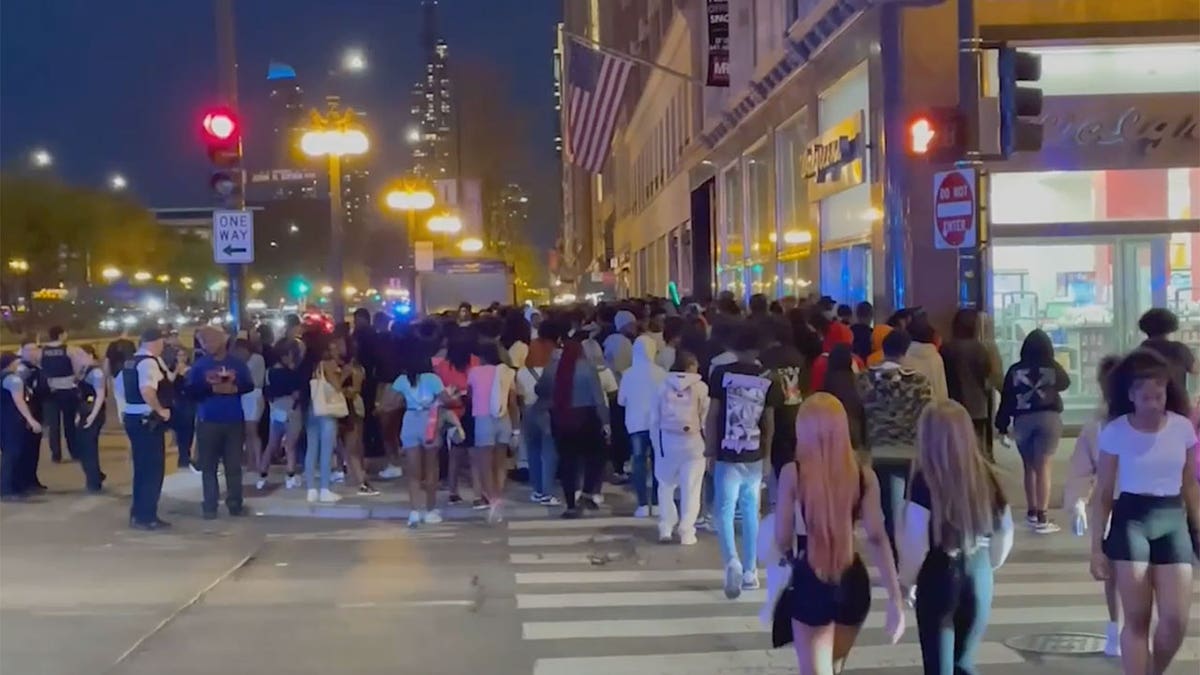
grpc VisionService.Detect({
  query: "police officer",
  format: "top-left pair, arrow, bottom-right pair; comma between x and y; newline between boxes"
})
1,352 -> 42,501
117,329 -> 175,530
16,339 -> 47,494
74,344 -> 107,493
40,326 -> 82,463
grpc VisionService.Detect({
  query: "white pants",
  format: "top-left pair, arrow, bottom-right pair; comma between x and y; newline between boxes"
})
655,451 -> 706,539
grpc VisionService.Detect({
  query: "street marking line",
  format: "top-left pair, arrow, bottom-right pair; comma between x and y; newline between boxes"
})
532,642 -> 1028,675
521,605 -> 1200,640
507,534 -> 633,547
510,553 -> 623,565
518,589 -> 765,609
507,517 -> 657,531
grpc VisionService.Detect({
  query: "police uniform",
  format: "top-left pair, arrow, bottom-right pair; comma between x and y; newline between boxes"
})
1,357 -> 30,498
120,333 -> 175,528
39,341 -> 79,463
76,364 -> 107,492
18,359 -> 46,493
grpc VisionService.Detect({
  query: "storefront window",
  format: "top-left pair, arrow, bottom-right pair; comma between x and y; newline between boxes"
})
776,110 -> 817,298
745,138 -> 775,266
718,266 -> 744,295
820,244 -> 871,305
720,164 -> 744,265
680,224 -> 694,297
985,43 -> 1200,96
992,168 -> 1197,225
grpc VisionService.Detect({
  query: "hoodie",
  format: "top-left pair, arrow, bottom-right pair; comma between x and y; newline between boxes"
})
618,336 -> 667,433
648,372 -> 710,459
810,322 -> 863,391
904,342 -> 949,401
994,329 -> 1071,434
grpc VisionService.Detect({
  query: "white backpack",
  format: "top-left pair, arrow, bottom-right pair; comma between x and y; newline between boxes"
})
659,383 -> 698,434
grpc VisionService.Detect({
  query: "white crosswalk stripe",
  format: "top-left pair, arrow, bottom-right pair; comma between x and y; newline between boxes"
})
507,518 -> 1200,674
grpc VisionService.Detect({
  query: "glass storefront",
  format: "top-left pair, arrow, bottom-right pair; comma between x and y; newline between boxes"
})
746,138 -> 775,296
775,109 -> 818,295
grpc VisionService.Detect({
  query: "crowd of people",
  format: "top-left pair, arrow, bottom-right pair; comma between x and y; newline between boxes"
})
1,293 -> 1197,675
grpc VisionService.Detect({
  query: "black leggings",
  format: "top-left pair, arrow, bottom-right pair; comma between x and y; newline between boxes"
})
552,407 -> 605,509
915,548 -> 993,675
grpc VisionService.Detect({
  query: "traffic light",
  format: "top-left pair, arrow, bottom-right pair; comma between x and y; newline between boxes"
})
906,107 -> 963,161
998,47 -> 1043,156
201,106 -> 242,198
289,276 -> 311,298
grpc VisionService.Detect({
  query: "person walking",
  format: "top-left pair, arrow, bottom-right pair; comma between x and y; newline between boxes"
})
618,335 -> 667,517
39,326 -> 83,463
648,350 -> 709,545
536,339 -> 611,519
1091,349 -> 1199,675
904,318 -> 949,401
995,329 -> 1070,534
116,329 -> 175,530
73,344 -> 107,493
899,400 -> 1014,675
773,393 -> 906,674
941,309 -> 997,461
706,325 -> 783,599
187,327 -> 253,520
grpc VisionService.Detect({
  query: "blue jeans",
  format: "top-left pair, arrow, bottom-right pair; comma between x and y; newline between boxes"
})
304,414 -> 337,490
915,549 -> 994,675
123,414 -> 166,524
523,410 -> 557,495
629,430 -> 658,507
873,458 -> 911,560
714,460 -> 763,570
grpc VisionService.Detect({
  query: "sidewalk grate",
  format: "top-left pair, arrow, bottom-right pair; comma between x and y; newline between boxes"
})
1004,632 -> 1106,655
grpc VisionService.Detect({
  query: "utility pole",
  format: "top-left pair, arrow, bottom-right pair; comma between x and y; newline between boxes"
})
215,0 -> 245,334
956,0 -> 985,311
326,97 -> 347,326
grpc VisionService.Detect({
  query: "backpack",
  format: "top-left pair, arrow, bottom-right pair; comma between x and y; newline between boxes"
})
659,382 -> 698,434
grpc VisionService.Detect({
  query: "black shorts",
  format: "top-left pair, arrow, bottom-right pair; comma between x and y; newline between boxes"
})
789,546 -> 871,627
1103,493 -> 1193,565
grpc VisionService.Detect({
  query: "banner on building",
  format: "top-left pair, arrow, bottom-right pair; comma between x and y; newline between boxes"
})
706,0 -> 730,87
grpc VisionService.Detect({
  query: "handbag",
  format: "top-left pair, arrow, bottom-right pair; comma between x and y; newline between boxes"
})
310,376 -> 349,418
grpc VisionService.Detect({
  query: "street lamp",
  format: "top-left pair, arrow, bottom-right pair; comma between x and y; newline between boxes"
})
250,280 -> 265,292
109,173 -> 128,191
300,107 -> 369,324
101,267 -> 122,281
133,271 -> 152,282
458,237 -> 484,253
384,184 -> 437,312
30,148 -> 52,168
7,259 -> 29,273
427,213 -> 463,234
342,48 -> 367,73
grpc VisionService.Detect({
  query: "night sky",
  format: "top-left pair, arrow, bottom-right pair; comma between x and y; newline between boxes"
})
0,0 -> 561,245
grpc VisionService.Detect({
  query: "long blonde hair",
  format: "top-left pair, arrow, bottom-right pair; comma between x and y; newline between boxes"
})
794,393 -> 861,584
910,400 -> 1002,551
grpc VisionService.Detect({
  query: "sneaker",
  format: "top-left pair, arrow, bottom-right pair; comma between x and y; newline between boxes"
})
318,489 -> 342,503
742,569 -> 760,591
331,470 -> 346,484
306,489 -> 319,503
679,531 -> 698,546
539,495 -> 562,506
609,472 -> 629,485
487,501 -> 504,524
1034,520 -> 1061,534
255,477 -> 268,490
357,484 -> 381,497
1025,513 -> 1039,526
634,505 -> 651,518
472,498 -> 490,510
424,509 -> 444,525
378,465 -> 404,479
448,494 -> 464,505
285,475 -> 301,489
1104,621 -> 1121,657
723,560 -> 744,600
658,531 -> 674,544
590,493 -> 605,505
560,507 -> 581,519
697,515 -> 717,533
190,464 -> 202,475
530,492 -> 545,503
407,511 -> 422,528
579,496 -> 600,511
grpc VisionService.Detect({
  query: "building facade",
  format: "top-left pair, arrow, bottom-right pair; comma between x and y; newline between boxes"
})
411,0 -> 457,178
263,62 -> 318,200
486,183 -> 530,254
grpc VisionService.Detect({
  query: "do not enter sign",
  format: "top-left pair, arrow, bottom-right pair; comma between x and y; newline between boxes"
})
933,168 -> 976,249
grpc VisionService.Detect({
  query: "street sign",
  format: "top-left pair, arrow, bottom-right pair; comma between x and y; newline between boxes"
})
933,168 -> 977,249
212,209 -> 254,264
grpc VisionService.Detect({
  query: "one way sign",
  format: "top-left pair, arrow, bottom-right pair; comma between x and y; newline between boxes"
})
212,209 -> 255,264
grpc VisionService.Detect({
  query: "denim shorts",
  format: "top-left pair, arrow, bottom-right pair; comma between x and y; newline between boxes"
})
400,409 -> 434,448
474,415 -> 513,446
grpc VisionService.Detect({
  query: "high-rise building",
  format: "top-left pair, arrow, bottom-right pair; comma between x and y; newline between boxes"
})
553,26 -> 564,155
262,61 -> 318,200
341,109 -> 372,240
410,0 -> 456,178
486,183 -> 530,254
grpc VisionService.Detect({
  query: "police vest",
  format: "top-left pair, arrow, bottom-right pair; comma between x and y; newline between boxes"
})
122,356 -> 175,409
41,345 -> 73,378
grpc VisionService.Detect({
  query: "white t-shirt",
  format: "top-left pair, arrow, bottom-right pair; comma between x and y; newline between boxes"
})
1099,412 -> 1198,497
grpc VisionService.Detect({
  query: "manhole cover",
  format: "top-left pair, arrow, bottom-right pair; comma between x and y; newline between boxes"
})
1005,632 -> 1106,655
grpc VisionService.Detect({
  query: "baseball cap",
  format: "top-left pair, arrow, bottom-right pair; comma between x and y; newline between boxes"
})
139,328 -> 164,344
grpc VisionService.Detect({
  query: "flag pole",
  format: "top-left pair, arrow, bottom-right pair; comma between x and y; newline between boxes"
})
563,30 -> 704,85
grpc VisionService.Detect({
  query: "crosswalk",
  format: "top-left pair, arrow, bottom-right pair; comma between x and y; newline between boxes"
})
506,516 -> 1200,675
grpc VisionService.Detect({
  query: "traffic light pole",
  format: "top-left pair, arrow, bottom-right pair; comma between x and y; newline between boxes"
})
215,0 -> 245,335
955,0 -> 986,312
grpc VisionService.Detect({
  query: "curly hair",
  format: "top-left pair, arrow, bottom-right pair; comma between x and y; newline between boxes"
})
1104,348 -> 1191,421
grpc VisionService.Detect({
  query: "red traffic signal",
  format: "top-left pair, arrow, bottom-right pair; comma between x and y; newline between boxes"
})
201,106 -> 241,167
906,107 -> 963,160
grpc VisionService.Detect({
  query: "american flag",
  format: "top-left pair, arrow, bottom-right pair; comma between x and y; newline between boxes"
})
565,39 -> 633,174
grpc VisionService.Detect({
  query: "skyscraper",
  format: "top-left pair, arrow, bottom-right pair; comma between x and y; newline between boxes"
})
260,61 -> 318,201
410,0 -> 456,178
486,183 -> 529,254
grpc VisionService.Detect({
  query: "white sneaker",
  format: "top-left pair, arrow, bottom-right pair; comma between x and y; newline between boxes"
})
657,531 -> 673,543
723,560 -> 744,600
591,493 -> 605,505
408,511 -> 422,528
634,505 -> 651,518
742,569 -> 760,590
1034,521 -> 1061,535
318,488 -> 342,503
424,509 -> 443,524
331,470 -> 346,484
539,495 -> 562,506
679,531 -> 698,546
530,492 -> 545,503
1105,621 -> 1121,657
379,465 -> 404,479
487,501 -> 504,524
255,477 -> 268,490
190,464 -> 202,475
285,475 -> 301,489
306,489 -> 318,503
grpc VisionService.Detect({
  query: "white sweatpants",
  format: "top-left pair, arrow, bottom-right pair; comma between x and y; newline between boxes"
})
655,449 -> 706,539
